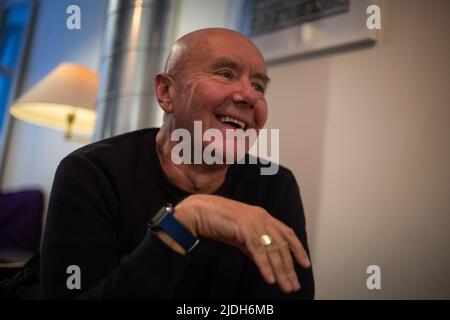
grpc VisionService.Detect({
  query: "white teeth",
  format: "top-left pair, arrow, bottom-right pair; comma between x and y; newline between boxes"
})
217,116 -> 246,129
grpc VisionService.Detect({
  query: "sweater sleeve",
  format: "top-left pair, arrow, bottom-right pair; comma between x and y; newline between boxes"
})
40,154 -> 191,299
238,172 -> 315,300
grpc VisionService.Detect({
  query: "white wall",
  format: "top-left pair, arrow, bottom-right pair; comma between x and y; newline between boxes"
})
174,0 -> 237,38
266,0 -> 450,299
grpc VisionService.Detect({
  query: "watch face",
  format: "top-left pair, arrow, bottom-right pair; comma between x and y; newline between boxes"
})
150,204 -> 171,225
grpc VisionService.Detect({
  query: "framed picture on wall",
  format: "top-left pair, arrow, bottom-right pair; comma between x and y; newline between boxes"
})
236,0 -> 380,63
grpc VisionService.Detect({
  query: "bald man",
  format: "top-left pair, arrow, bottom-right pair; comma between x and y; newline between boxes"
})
41,28 -> 314,299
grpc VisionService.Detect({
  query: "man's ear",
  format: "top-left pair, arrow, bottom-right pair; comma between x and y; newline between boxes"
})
154,73 -> 174,113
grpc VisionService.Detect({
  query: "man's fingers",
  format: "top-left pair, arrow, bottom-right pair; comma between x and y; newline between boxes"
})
250,242 -> 276,285
277,240 -> 300,291
266,243 -> 293,293
248,230 -> 294,293
287,234 -> 311,268
273,219 -> 311,268
238,212 -> 310,294
264,226 -> 300,293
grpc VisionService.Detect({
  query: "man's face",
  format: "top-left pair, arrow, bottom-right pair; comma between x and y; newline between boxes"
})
168,32 -> 269,160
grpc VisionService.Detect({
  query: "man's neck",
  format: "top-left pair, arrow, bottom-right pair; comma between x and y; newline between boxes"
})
155,127 -> 229,194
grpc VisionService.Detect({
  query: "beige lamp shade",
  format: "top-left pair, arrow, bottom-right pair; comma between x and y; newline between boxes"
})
10,63 -> 98,136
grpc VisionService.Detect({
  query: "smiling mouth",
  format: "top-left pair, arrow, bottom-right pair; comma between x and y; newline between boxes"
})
215,115 -> 247,130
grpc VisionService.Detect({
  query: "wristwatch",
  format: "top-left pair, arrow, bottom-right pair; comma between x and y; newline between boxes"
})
148,203 -> 199,253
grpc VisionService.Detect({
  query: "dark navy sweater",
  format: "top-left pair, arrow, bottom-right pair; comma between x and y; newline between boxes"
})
40,128 -> 314,299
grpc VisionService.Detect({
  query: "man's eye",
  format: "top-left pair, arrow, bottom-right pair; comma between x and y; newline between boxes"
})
217,71 -> 233,79
253,83 -> 265,93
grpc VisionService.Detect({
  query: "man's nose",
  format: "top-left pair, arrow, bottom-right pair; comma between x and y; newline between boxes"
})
231,79 -> 259,108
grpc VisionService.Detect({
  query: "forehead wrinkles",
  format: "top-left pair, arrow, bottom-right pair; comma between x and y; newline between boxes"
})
208,37 -> 266,67
168,33 -> 267,79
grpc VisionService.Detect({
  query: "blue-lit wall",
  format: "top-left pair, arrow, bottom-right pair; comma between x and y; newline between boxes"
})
0,1 -> 33,133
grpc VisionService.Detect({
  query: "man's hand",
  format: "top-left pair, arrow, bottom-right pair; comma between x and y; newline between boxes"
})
173,194 -> 311,294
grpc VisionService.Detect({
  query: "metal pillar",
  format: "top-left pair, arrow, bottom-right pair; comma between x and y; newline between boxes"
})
94,0 -> 176,140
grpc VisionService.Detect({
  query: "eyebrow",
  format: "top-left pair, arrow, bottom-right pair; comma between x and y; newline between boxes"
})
209,58 -> 271,85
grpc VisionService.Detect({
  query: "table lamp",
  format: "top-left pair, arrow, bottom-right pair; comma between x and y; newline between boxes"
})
9,63 -> 98,139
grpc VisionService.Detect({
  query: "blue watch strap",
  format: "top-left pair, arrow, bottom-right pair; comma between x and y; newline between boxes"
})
149,204 -> 199,253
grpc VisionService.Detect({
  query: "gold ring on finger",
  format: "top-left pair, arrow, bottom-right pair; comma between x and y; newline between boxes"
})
260,234 -> 272,246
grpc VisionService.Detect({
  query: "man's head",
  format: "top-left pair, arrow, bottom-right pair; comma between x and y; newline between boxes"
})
154,28 -> 269,159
